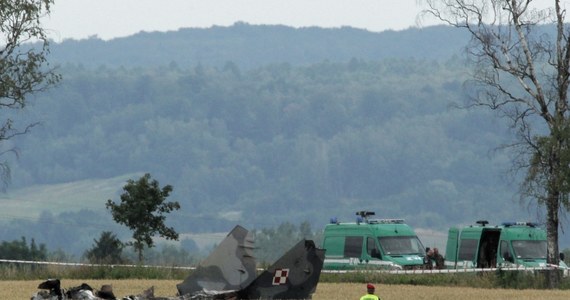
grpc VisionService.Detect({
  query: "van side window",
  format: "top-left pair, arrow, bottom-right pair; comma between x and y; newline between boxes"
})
458,239 -> 478,261
367,237 -> 381,259
500,240 -> 513,262
344,236 -> 363,258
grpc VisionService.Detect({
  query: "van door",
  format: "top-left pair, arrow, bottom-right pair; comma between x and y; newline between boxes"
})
344,236 -> 364,262
445,227 -> 459,268
478,228 -> 500,268
498,240 -> 514,266
366,236 -> 381,260
457,239 -> 478,268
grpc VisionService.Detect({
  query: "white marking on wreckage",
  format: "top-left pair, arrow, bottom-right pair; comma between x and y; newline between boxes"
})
272,268 -> 290,285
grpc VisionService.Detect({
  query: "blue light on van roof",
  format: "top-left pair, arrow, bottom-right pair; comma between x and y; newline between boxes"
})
330,217 -> 338,224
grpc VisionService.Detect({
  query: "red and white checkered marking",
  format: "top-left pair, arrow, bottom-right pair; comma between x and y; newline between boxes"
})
272,268 -> 289,285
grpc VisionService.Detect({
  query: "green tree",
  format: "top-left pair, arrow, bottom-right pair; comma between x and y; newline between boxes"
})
106,173 -> 180,262
0,237 -> 47,260
0,0 -> 61,183
422,0 -> 570,287
84,231 -> 124,264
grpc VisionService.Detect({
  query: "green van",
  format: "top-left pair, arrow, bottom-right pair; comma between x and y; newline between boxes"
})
322,211 -> 425,270
445,220 -> 567,269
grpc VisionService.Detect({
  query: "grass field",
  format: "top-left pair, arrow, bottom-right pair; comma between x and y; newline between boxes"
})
9,280 -> 570,299
0,173 -> 143,219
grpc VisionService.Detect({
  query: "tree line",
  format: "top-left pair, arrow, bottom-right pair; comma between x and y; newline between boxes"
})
0,56 -> 551,257
9,57 -> 520,230
4,0 -> 570,288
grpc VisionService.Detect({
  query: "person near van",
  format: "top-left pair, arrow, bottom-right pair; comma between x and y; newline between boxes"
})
433,248 -> 445,269
360,283 -> 380,300
423,248 -> 434,270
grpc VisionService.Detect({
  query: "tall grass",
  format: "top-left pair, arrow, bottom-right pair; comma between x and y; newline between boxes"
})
0,264 -> 187,280
3,263 -> 570,290
12,281 -> 570,300
320,270 -> 570,290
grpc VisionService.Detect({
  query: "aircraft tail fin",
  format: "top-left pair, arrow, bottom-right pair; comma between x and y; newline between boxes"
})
176,225 -> 256,296
238,239 -> 325,299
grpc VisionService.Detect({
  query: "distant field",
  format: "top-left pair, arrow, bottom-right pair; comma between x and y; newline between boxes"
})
0,173 -> 142,219
10,280 -> 570,299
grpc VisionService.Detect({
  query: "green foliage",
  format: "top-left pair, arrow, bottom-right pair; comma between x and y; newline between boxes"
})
0,0 -> 60,184
2,39 -> 560,254
106,173 -> 181,263
1,263 -> 569,289
84,231 -> 125,264
319,271 -> 557,290
0,237 -> 47,261
48,24 -> 469,70
12,58 -> 507,230
523,121 -> 570,210
493,269 -> 547,289
0,264 -> 188,280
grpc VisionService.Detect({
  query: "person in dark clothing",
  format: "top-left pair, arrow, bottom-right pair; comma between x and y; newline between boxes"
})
433,248 -> 445,269
424,248 -> 434,270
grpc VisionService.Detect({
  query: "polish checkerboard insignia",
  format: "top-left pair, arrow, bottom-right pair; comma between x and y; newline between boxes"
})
272,268 -> 289,285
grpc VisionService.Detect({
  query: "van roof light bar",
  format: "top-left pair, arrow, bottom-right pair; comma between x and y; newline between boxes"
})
502,221 -> 537,227
369,219 -> 405,224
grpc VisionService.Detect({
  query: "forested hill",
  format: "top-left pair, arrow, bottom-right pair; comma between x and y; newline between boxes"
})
48,23 -> 469,69
1,23 -> 564,256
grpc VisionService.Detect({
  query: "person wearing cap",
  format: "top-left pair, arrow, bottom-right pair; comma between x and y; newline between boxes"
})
359,283 -> 380,300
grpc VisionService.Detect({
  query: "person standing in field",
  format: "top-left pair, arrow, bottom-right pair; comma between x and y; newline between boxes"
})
433,248 -> 445,269
360,283 -> 380,300
424,248 -> 434,270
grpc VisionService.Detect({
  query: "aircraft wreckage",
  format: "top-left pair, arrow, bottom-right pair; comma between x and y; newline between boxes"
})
31,225 -> 326,300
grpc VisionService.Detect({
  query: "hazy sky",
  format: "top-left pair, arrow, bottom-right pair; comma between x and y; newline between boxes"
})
43,0 -> 563,41
43,0 -> 433,41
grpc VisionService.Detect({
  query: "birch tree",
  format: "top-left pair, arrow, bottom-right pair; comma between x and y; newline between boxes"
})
422,0 -> 570,287
0,0 -> 60,182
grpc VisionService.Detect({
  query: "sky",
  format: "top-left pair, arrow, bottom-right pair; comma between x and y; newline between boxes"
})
43,0 -> 435,41
43,0 -> 563,42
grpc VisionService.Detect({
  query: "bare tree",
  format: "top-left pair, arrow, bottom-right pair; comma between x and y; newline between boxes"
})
0,0 -> 61,183
421,0 -> 569,287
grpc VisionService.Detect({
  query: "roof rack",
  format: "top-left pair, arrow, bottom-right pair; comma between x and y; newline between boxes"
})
502,221 -> 537,227
368,219 -> 405,224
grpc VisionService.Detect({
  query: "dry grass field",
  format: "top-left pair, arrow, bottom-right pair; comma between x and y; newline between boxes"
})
5,280 -> 570,299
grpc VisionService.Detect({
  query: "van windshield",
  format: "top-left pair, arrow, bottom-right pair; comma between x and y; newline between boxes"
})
512,240 -> 547,259
378,236 -> 424,255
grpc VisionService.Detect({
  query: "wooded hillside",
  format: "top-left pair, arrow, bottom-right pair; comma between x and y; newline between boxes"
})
0,24 -> 557,257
